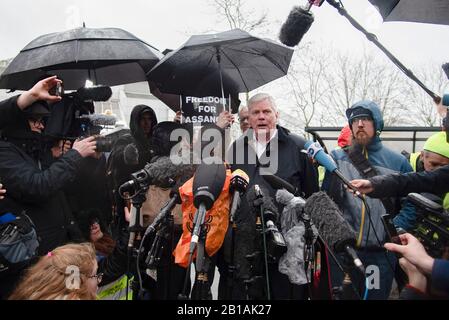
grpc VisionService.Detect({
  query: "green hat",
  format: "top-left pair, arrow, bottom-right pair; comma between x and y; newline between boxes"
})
423,131 -> 449,159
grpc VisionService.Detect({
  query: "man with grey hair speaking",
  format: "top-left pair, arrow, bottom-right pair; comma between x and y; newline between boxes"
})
219,93 -> 319,300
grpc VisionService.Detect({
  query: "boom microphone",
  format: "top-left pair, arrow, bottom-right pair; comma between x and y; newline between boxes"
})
229,169 -> 250,222
305,191 -> 365,274
279,6 -> 314,47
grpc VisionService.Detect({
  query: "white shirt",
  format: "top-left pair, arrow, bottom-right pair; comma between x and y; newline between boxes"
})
252,129 -> 278,158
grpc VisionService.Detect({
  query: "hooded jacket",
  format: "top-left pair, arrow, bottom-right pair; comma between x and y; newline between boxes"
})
0,97 -> 83,254
323,100 -> 415,247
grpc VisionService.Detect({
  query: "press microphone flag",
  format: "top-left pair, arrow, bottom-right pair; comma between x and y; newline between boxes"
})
190,159 -> 227,248
229,169 -> 250,223
305,141 -> 362,198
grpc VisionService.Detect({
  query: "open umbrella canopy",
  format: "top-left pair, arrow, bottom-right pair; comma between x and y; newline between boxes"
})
368,0 -> 449,25
147,29 -> 293,98
0,27 -> 163,90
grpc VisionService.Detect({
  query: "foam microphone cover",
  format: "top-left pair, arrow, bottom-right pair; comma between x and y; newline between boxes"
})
305,191 -> 357,252
246,184 -> 279,223
192,158 -> 226,210
79,113 -> 117,126
279,6 -> 314,47
76,85 -> 113,101
145,156 -> 197,189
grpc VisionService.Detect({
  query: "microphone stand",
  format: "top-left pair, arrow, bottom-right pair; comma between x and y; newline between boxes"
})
179,203 -> 208,300
226,190 -> 240,299
321,237 -> 361,300
192,223 -> 212,300
126,189 -> 146,300
254,186 -> 271,300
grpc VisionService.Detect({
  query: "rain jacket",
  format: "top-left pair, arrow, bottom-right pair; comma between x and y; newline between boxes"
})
0,96 -> 23,129
0,97 -> 83,254
323,100 -> 416,247
368,164 -> 449,198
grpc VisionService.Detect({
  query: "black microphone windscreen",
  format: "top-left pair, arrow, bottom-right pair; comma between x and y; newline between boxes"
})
246,184 -> 279,223
192,158 -> 226,210
443,63 -> 449,80
305,191 -> 357,252
76,85 -> 113,102
279,6 -> 314,47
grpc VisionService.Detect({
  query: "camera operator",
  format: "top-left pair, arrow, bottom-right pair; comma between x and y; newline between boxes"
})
384,233 -> 449,298
0,95 -> 97,298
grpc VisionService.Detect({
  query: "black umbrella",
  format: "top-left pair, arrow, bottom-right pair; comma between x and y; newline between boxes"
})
0,27 -> 163,90
147,29 -> 293,110
368,0 -> 449,25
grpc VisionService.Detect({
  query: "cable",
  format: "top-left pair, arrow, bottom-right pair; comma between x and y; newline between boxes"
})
363,278 -> 369,300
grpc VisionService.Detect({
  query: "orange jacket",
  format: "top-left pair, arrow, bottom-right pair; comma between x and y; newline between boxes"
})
173,169 -> 231,268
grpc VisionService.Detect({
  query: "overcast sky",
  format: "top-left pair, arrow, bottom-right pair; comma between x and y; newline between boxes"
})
1,0 -> 448,68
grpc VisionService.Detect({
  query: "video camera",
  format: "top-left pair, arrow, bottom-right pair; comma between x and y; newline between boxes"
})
45,84 -> 118,152
408,193 -> 449,257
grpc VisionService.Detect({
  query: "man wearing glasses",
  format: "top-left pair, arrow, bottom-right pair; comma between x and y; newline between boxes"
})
322,100 -> 415,300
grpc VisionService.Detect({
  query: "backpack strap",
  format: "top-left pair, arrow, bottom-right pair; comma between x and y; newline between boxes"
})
345,145 -> 398,215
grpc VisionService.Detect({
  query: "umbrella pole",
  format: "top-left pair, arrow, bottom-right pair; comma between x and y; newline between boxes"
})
325,0 -> 440,103
215,48 -> 229,113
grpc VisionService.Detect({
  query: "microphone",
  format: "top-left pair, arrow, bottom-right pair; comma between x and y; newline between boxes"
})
79,113 -> 117,126
119,156 -> 196,196
305,140 -> 362,198
305,191 -> 365,274
246,184 -> 287,259
279,6 -> 314,47
229,169 -> 250,223
263,174 -> 297,196
76,85 -> 112,102
189,159 -> 227,250
144,183 -> 182,236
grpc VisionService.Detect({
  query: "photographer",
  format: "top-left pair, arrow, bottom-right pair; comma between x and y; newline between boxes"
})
0,97 -> 97,298
384,233 -> 449,298
0,75 -> 62,129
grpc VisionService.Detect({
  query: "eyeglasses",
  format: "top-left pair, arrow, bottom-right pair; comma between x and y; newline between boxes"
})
88,272 -> 104,284
351,116 -> 372,124
31,118 -> 45,127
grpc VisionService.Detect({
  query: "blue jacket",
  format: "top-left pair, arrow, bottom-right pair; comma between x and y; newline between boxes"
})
323,101 -> 416,247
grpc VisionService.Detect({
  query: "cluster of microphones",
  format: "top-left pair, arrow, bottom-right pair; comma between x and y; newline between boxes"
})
119,138 -> 368,279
